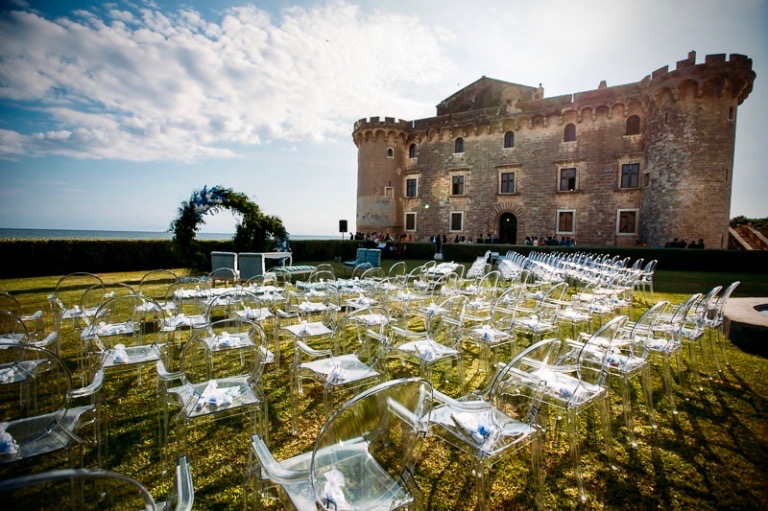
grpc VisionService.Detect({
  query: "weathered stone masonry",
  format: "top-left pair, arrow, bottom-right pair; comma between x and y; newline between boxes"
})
353,52 -> 755,248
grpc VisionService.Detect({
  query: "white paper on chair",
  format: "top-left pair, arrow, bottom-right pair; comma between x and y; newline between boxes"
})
321,468 -> 353,511
450,410 -> 498,445
112,344 -> 129,364
197,380 -> 238,409
326,361 -> 345,383
0,423 -> 19,457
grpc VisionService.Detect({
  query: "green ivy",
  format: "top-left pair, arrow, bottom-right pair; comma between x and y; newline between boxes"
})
170,185 -> 287,268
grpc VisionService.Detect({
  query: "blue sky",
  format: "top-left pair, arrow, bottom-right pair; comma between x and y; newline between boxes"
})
1,0 -> 766,236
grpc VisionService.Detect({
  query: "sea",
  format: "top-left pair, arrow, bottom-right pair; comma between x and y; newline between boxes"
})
0,228 -> 336,241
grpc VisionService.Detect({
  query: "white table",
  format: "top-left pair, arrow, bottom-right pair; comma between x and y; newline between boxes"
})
259,252 -> 293,274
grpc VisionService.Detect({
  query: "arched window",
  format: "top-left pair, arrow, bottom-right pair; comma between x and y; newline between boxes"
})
626,115 -> 641,135
408,143 -> 417,158
564,123 -> 576,142
454,137 -> 464,153
503,131 -> 515,148
386,147 -> 394,158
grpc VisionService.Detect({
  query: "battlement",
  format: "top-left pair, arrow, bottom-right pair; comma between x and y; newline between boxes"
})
353,116 -> 412,132
353,51 -> 755,141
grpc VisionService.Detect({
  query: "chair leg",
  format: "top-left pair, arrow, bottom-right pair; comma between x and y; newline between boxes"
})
619,378 -> 637,448
566,409 -> 587,503
474,458 -> 490,511
660,355 -> 678,415
640,366 -> 657,431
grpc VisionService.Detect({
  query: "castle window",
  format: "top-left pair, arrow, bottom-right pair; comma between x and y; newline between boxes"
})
559,167 -> 577,191
408,143 -> 417,158
405,178 -> 418,198
386,147 -> 394,158
405,212 -> 417,231
454,137 -> 464,153
556,210 -> 575,234
450,211 -> 464,232
384,186 -> 394,198
564,123 -> 576,142
616,209 -> 639,235
499,172 -> 515,194
626,115 -> 641,135
620,163 -> 640,188
503,131 -> 515,148
728,107 -> 734,121
452,175 -> 465,195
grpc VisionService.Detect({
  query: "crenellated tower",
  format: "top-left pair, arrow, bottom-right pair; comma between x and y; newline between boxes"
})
641,51 -> 755,248
352,117 -> 410,234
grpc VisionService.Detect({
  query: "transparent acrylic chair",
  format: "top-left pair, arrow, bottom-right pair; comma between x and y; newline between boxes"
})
583,302 -> 669,447
0,291 -> 58,352
291,306 -> 391,434
647,293 -> 702,415
705,281 -> 740,374
429,339 -> 558,510
170,318 -> 269,455
0,341 -> 104,472
0,455 -> 193,511
249,378 -> 432,511
138,269 -> 179,314
389,294 -> 465,392
521,316 -> 626,502
459,286 -> 521,376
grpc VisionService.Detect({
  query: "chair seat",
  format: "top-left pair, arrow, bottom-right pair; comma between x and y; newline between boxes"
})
264,437 -> 411,511
171,377 -> 262,419
1,405 -> 95,463
431,401 -> 537,458
299,354 -> 379,385
394,340 -> 459,363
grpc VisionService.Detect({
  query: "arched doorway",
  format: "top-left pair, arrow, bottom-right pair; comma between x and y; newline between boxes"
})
499,213 -> 517,244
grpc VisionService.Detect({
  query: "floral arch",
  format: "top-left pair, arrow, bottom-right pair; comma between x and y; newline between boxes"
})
170,185 -> 287,268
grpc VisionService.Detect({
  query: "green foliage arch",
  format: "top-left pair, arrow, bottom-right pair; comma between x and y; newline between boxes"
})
170,185 -> 287,268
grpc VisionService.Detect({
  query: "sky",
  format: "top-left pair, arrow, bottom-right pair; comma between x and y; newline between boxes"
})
0,0 -> 766,237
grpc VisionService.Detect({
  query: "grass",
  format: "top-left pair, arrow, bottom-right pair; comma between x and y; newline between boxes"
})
1,262 -> 768,510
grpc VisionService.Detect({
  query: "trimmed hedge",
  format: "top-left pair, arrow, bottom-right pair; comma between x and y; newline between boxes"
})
442,243 -> 768,272
1,239 -> 766,279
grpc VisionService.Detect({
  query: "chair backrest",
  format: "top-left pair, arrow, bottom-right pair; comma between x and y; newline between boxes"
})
0,291 -> 21,316
387,261 -> 407,281
0,455 -> 193,510
359,266 -> 384,282
238,253 -> 264,281
488,337 -> 562,418
0,310 -> 29,344
332,307 -> 391,363
557,316 -> 628,385
179,318 -> 269,390
309,378 -> 432,511
0,468 -> 157,510
0,342 -> 74,465
715,281 -> 740,321
138,269 -> 178,301
351,263 -> 372,280
89,294 -> 166,351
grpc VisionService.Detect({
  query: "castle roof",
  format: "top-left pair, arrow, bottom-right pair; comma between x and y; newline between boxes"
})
436,76 -> 539,116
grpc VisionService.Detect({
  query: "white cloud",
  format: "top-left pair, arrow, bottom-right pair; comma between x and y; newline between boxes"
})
0,1 -> 452,161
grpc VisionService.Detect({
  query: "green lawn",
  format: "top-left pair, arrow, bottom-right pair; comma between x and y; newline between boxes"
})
1,264 -> 767,510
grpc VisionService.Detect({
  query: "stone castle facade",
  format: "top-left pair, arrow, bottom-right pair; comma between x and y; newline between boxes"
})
352,51 -> 755,248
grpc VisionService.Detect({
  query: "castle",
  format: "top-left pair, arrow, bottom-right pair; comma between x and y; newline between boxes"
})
352,51 -> 755,248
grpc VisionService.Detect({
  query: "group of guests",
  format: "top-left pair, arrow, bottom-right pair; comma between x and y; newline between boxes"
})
524,235 -> 576,247
665,237 -> 705,249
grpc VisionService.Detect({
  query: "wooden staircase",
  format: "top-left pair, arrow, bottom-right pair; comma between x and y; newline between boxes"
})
729,225 -> 768,250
